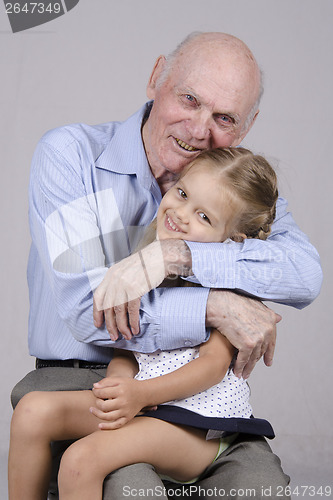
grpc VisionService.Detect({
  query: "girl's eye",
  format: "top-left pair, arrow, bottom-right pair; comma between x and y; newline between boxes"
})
198,212 -> 211,224
178,188 -> 187,199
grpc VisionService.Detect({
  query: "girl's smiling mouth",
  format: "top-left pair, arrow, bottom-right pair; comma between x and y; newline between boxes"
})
165,214 -> 183,233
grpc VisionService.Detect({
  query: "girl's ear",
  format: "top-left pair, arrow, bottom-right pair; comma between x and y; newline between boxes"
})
146,56 -> 167,99
231,233 -> 247,243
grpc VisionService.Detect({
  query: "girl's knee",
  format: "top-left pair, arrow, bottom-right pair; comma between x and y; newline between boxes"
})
11,391 -> 57,440
58,441 -> 96,492
62,439 -> 96,472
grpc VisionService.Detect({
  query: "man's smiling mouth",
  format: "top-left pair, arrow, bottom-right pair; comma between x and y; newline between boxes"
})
175,138 -> 200,152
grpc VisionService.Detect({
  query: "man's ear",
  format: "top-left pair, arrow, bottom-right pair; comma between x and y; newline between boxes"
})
146,55 -> 167,99
246,109 -> 259,135
231,233 -> 247,243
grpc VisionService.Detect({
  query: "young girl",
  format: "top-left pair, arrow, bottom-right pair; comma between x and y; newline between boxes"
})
9,147 -> 278,500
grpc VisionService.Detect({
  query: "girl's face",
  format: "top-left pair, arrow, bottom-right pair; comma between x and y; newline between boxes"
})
156,162 -> 239,243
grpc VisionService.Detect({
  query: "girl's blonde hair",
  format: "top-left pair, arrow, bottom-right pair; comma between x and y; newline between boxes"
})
185,147 -> 278,241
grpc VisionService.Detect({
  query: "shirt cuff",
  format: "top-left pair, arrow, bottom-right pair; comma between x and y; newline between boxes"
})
186,240 -> 240,288
159,286 -> 210,351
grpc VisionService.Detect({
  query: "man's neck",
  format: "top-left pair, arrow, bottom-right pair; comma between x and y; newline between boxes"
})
157,175 -> 178,195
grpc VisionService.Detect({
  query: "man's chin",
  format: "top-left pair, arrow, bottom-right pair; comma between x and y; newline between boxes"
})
165,153 -> 196,173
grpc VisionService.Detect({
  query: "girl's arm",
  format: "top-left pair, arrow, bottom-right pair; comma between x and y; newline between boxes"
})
141,329 -> 234,404
91,330 -> 234,429
105,349 -> 139,379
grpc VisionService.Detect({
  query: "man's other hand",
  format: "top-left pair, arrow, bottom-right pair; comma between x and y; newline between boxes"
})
206,289 -> 282,379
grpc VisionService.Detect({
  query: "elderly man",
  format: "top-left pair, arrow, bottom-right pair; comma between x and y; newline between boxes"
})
10,32 -> 321,499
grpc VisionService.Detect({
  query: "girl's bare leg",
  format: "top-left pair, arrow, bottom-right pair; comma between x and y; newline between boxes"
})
58,417 -> 220,500
8,390 -> 101,500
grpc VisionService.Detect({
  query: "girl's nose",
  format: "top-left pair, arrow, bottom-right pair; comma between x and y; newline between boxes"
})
174,206 -> 189,225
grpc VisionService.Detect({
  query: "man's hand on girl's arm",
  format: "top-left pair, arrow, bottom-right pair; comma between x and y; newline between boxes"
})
93,239 -> 192,340
206,289 -> 281,380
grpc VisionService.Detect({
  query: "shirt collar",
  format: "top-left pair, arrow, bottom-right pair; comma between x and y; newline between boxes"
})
95,102 -> 153,182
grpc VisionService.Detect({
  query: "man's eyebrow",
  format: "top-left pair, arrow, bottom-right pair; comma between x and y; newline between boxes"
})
176,85 -> 200,99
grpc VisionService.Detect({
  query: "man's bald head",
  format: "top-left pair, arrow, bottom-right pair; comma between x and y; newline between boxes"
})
158,32 -> 263,131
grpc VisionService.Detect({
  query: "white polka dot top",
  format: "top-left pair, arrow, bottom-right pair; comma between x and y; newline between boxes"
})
134,347 -> 252,419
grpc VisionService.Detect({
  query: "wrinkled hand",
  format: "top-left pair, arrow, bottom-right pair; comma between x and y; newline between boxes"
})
206,290 -> 282,379
90,376 -> 151,430
93,241 -> 166,340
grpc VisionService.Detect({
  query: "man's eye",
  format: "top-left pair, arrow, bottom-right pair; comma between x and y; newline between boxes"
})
178,188 -> 187,199
199,212 -> 211,224
218,114 -> 233,125
183,94 -> 197,105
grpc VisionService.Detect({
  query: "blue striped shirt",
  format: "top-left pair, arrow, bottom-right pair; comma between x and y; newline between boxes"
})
27,103 -> 322,362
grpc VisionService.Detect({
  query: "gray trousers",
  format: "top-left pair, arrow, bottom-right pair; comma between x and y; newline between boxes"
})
11,367 -> 291,500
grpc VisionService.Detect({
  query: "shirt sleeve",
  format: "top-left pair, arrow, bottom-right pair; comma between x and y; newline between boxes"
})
91,286 -> 211,353
141,286 -> 211,350
29,131 -> 112,345
185,197 -> 323,309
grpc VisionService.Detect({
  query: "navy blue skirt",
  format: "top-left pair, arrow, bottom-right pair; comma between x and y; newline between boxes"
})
139,405 -> 275,439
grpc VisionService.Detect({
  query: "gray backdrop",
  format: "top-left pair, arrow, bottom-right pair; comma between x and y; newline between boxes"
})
1,0 -> 332,497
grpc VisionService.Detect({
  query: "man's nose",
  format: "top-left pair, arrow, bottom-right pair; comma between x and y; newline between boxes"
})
186,111 -> 211,142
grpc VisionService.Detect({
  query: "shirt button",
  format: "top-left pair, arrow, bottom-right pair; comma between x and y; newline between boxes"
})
184,340 -> 192,347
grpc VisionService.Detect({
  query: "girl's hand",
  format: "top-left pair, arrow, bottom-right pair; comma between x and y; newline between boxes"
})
90,377 -> 149,430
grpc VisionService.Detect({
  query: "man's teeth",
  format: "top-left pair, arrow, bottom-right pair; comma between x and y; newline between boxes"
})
167,216 -> 179,231
176,138 -> 198,151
